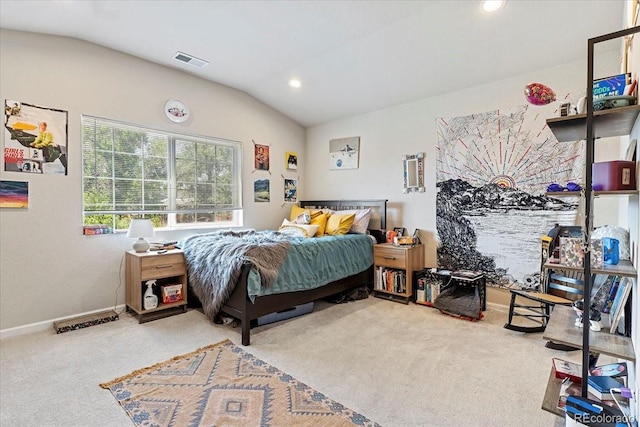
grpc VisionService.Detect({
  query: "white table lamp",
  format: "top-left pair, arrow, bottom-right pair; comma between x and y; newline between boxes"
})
127,219 -> 155,252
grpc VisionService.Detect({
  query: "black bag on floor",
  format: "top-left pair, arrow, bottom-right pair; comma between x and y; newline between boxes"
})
433,283 -> 482,320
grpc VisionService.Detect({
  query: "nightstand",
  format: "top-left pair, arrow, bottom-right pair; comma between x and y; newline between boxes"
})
373,243 -> 425,304
125,249 -> 188,323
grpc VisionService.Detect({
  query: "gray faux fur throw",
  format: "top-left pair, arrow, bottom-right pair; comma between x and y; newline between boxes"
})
182,229 -> 292,321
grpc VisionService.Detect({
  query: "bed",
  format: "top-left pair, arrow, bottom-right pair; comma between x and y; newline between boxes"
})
183,199 -> 387,345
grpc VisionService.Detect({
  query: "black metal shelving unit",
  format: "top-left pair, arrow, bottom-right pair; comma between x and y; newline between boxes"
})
541,26 -> 640,415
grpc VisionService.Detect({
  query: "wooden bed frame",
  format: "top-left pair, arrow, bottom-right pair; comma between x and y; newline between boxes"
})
218,199 -> 387,345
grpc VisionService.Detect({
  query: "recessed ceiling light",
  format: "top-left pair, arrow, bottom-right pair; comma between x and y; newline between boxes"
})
482,0 -> 504,13
289,79 -> 302,88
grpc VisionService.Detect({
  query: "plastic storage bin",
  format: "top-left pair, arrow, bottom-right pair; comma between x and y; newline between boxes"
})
254,302 -> 314,326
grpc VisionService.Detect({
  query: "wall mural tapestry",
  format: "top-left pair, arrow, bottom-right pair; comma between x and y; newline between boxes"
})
435,103 -> 583,290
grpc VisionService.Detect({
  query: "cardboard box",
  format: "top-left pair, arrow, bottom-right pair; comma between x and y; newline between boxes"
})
161,284 -> 183,304
560,237 -> 583,267
592,161 -> 636,191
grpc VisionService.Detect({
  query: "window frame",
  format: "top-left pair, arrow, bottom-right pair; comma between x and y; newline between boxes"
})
81,115 -> 243,231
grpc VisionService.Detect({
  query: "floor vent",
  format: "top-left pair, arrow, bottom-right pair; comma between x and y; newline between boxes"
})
53,310 -> 119,334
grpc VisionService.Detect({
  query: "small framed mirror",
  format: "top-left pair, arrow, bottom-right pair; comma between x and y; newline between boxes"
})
403,152 -> 425,193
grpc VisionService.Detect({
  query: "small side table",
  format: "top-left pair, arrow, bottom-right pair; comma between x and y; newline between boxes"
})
125,249 -> 188,323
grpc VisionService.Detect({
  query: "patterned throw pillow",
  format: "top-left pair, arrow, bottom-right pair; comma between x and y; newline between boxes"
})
279,219 -> 319,237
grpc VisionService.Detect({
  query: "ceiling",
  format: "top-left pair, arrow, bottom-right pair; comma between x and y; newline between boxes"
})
0,1 -> 629,127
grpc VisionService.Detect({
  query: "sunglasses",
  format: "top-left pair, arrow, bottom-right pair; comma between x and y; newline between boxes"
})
547,182 -> 583,192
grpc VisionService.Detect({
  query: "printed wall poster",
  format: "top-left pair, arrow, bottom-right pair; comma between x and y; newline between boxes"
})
284,178 -> 297,202
254,179 -> 270,202
435,102 -> 583,290
254,144 -> 270,171
0,180 -> 28,208
329,136 -> 359,170
4,100 -> 68,175
286,151 -> 298,170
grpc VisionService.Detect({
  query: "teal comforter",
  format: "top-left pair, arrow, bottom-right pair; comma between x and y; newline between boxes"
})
247,234 -> 374,301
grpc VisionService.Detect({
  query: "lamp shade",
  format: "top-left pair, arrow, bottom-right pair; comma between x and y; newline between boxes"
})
127,219 -> 155,252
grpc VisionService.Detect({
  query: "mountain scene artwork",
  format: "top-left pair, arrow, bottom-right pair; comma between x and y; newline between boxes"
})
436,102 -> 583,290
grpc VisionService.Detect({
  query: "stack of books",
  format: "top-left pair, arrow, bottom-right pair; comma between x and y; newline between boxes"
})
555,359 -> 628,412
150,240 -> 178,251
587,375 -> 625,400
83,224 -> 113,235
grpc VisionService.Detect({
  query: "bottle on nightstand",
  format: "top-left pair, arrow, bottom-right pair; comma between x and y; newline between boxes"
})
143,280 -> 158,310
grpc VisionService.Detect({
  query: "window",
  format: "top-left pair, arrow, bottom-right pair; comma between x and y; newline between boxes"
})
82,116 -> 242,230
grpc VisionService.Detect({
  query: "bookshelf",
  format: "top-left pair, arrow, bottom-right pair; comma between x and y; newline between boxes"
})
541,25 -> 640,419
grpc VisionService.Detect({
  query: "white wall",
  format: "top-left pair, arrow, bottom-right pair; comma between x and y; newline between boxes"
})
306,51 -> 621,267
307,21 -> 638,415
0,29 -> 305,332
0,28 -> 630,336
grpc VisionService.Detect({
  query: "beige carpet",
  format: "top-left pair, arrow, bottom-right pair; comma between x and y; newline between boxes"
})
101,338 -> 380,426
1,295 -> 570,426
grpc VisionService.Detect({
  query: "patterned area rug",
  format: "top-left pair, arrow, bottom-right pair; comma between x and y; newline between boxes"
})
100,339 -> 379,427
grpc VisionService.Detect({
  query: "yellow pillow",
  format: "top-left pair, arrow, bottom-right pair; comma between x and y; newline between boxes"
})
289,206 -> 322,222
325,213 -> 356,236
310,212 -> 329,236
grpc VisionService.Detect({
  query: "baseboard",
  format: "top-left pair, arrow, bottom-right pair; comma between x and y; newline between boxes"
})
0,305 -> 126,340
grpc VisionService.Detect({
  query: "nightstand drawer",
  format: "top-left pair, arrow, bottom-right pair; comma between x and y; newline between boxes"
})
374,246 -> 406,269
140,254 -> 186,280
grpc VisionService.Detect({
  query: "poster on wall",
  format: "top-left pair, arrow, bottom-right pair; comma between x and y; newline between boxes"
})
284,178 -> 297,202
329,136 -> 359,170
0,180 -> 28,208
4,100 -> 68,175
254,143 -> 270,171
435,103 -> 583,290
254,179 -> 270,202
286,151 -> 298,170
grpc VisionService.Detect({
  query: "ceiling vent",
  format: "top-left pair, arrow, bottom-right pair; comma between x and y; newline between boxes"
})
173,52 -> 209,68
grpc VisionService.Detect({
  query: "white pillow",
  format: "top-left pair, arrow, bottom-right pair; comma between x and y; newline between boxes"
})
333,208 -> 371,234
279,219 -> 319,237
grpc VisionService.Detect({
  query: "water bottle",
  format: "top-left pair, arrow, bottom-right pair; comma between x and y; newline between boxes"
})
603,238 -> 619,265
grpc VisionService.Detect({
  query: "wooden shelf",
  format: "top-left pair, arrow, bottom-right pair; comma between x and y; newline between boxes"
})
546,190 -> 639,197
541,368 -> 565,418
543,305 -> 635,361
546,104 -> 640,142
544,259 -> 637,278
